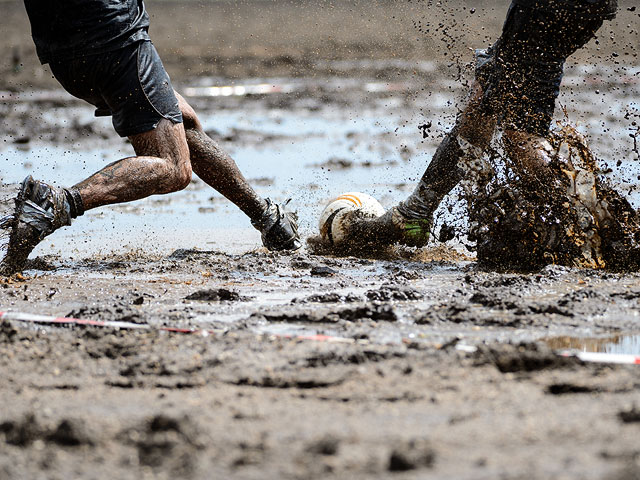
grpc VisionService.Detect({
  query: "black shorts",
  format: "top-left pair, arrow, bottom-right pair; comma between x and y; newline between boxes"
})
475,0 -> 615,136
49,40 -> 182,138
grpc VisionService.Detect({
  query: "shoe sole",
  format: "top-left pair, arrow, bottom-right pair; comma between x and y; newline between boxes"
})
0,177 -> 36,275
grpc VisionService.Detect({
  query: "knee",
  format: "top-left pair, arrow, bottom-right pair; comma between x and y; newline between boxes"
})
168,123 -> 192,191
175,160 -> 192,191
167,153 -> 192,192
164,133 -> 192,192
163,163 -> 191,193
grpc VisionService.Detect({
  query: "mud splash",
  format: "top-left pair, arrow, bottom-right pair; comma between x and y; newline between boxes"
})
468,125 -> 640,272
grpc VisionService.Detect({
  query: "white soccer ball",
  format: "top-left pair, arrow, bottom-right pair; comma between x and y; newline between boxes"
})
318,192 -> 385,245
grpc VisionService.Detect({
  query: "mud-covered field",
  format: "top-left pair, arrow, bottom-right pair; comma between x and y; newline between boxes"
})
2,1 -> 640,478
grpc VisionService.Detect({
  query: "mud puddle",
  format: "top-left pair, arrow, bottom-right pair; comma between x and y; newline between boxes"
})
545,333 -> 640,355
3,66 -> 639,259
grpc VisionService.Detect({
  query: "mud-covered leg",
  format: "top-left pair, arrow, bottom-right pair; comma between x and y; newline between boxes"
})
344,81 -> 497,249
1,119 -> 193,275
398,81 -> 497,220
74,119 -> 192,209
176,92 -> 301,251
176,94 -> 266,221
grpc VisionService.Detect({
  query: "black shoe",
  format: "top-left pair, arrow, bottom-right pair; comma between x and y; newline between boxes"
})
252,199 -> 302,251
0,176 -> 72,275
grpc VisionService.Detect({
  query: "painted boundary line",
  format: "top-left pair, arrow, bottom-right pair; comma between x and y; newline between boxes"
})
0,311 -> 352,343
0,311 -> 214,336
2,311 -> 638,362
558,351 -> 640,365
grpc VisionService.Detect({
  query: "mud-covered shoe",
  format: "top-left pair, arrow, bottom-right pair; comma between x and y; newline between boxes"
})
392,207 -> 433,248
252,198 -> 301,251
0,176 -> 73,275
345,206 -> 433,249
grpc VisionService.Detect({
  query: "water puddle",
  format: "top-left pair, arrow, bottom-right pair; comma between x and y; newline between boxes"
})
544,334 -> 640,356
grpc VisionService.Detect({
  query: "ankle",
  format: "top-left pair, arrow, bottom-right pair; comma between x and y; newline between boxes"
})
63,188 -> 85,218
250,198 -> 274,230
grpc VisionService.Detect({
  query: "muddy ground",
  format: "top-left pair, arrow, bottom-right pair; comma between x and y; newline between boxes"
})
2,0 -> 640,479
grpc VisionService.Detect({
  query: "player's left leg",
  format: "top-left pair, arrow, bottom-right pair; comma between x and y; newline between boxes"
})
175,92 -> 301,251
344,80 -> 496,248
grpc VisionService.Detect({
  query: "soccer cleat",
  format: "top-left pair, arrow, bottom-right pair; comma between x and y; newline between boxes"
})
252,198 -> 302,251
395,212 -> 433,248
0,176 -> 72,275
343,206 -> 433,249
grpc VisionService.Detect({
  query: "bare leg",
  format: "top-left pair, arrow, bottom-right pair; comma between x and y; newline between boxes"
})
74,119 -> 192,210
175,92 -> 267,222
1,119 -> 192,275
397,81 -> 497,219
173,92 -> 300,250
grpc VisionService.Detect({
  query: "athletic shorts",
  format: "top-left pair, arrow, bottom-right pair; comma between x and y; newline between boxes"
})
49,40 -> 182,138
474,0 -> 616,136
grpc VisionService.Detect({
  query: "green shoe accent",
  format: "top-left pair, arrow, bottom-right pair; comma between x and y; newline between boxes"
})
402,219 -> 431,246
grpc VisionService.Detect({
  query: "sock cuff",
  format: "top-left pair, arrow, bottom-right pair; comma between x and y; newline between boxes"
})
63,188 -> 85,218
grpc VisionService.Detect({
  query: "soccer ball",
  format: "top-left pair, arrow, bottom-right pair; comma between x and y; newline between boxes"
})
318,192 -> 385,245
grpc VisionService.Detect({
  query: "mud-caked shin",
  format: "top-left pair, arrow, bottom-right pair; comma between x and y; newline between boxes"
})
342,129 -> 469,248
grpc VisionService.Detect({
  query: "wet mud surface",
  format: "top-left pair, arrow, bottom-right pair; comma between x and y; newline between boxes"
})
2,249 -> 640,479
2,0 -> 640,478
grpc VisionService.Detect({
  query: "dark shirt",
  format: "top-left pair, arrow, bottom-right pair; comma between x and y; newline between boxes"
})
24,0 -> 151,64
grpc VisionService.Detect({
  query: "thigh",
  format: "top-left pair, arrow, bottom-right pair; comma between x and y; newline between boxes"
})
476,0 -> 610,134
498,1 -> 607,67
100,41 -> 183,138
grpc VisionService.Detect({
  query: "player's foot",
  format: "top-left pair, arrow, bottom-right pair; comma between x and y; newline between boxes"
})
252,198 -> 302,251
345,206 -> 433,248
0,176 -> 73,275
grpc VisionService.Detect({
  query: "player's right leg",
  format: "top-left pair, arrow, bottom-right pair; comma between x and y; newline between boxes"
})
0,118 -> 190,276
486,0 -> 616,179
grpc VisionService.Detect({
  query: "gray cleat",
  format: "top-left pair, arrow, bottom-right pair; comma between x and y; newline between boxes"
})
0,176 -> 72,275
